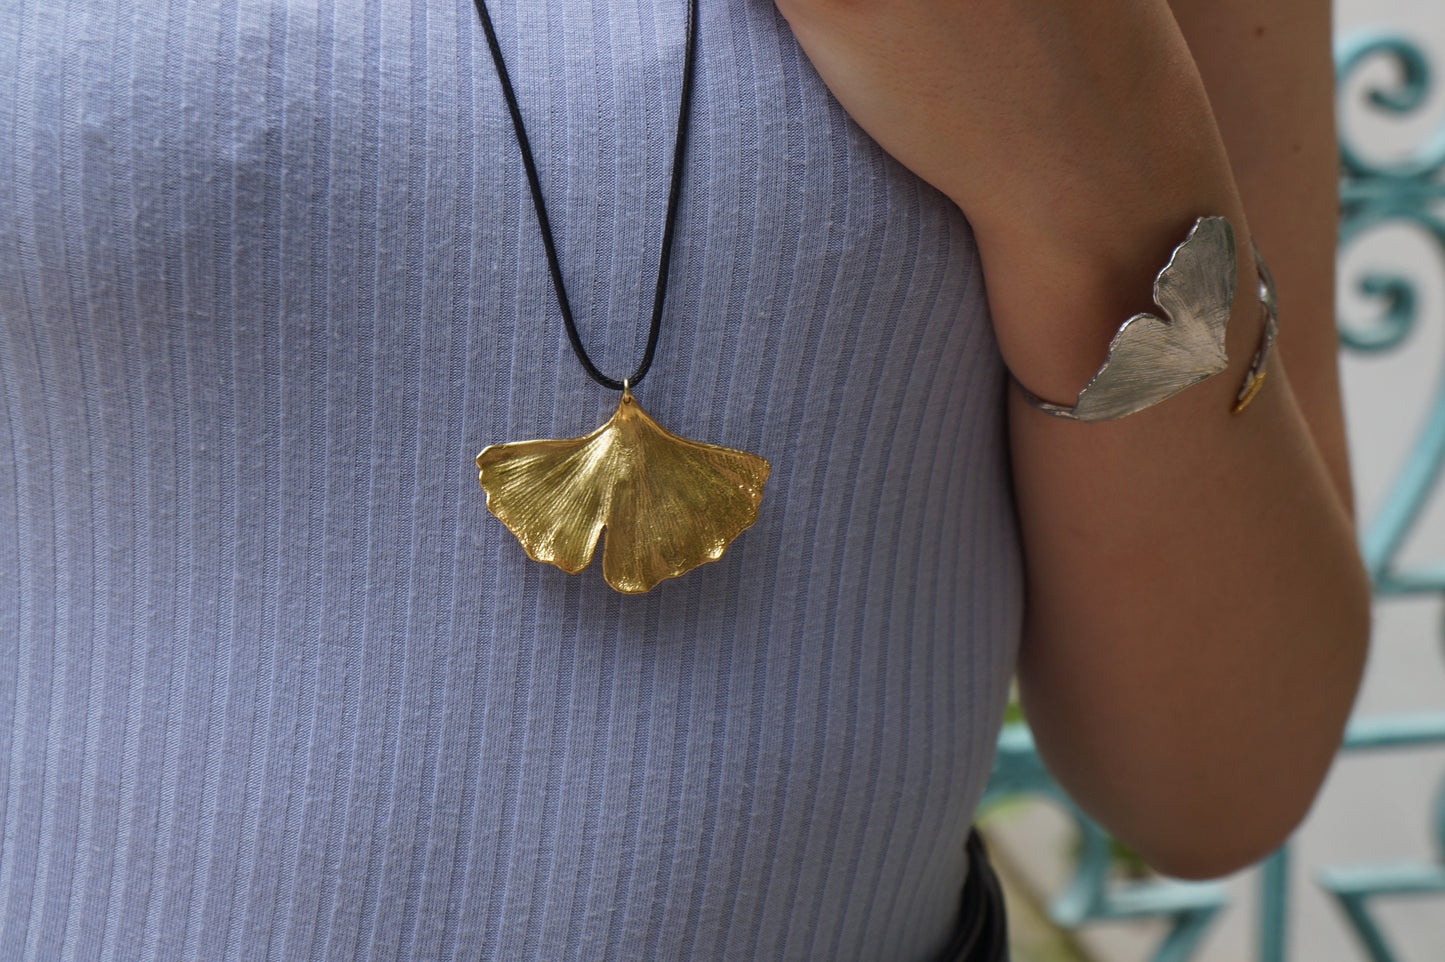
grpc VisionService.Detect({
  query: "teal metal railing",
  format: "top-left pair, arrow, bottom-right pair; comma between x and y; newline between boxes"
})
985,28 -> 1445,962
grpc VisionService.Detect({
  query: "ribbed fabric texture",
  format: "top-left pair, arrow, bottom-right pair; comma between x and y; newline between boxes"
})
0,0 -> 1023,959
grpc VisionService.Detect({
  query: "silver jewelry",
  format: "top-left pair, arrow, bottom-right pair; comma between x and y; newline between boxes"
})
1232,239 -> 1278,414
1017,216 -> 1276,422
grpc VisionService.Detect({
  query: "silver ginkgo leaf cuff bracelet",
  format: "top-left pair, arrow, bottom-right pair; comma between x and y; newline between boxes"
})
1015,215 -> 1278,422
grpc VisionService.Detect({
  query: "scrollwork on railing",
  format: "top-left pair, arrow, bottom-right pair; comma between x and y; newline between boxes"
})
1337,32 -> 1445,184
1336,33 -> 1445,357
1336,32 -> 1445,587
1336,33 -> 1444,356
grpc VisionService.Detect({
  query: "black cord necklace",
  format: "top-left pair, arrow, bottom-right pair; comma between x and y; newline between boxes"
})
472,0 -> 696,391
473,0 -> 771,594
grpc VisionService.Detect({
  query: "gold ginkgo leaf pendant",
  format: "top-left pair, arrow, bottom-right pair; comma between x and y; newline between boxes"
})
476,387 -> 771,593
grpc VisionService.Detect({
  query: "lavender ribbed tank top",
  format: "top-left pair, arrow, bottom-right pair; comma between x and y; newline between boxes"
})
0,0 -> 1023,958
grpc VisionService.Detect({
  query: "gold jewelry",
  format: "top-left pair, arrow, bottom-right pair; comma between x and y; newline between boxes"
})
477,385 -> 769,594
473,0 -> 769,593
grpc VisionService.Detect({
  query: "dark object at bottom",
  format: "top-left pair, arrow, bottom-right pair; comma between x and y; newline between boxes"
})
937,829 -> 1009,961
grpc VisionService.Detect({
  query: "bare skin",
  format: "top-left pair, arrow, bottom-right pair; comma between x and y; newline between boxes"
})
772,0 -> 1369,879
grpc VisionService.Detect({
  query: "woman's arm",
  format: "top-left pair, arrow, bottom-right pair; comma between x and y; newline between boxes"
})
1168,0 -> 1352,510
773,0 -> 1370,878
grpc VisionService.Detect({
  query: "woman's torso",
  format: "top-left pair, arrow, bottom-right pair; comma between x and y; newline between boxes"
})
0,0 -> 1022,958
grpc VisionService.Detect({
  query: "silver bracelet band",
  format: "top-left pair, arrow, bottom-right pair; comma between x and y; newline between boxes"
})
1231,239 -> 1278,415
